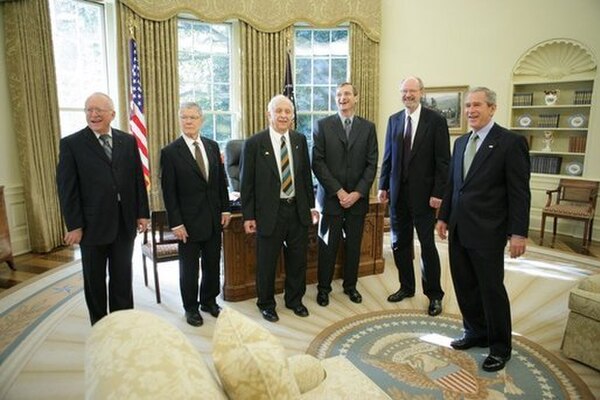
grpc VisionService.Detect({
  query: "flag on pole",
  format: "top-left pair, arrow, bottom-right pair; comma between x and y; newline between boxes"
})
283,51 -> 297,129
129,38 -> 150,189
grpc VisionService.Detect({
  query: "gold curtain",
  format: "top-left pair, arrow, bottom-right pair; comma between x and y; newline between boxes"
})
350,22 -> 379,126
240,22 -> 292,137
117,3 -> 180,210
3,0 -> 64,252
119,0 -> 380,42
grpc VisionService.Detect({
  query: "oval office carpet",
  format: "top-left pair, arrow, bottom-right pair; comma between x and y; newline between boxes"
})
1,237 -> 599,399
307,310 -> 594,399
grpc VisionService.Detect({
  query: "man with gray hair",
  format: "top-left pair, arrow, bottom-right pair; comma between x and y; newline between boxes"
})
240,94 -> 318,322
160,102 -> 231,327
437,87 -> 530,372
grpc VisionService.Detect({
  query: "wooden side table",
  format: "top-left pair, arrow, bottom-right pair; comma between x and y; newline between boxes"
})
0,186 -> 15,270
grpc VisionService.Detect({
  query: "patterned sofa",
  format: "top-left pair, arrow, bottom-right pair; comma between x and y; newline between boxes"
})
85,308 -> 390,399
561,273 -> 600,370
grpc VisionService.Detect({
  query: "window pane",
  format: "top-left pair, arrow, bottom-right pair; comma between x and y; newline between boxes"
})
296,86 -> 311,111
313,59 -> 329,85
313,30 -> 330,55
295,58 -> 311,85
214,84 -> 230,111
213,55 -> 230,82
215,114 -> 232,145
201,114 -> 215,139
59,110 -> 86,137
296,114 -> 312,138
329,86 -> 337,111
331,58 -> 348,84
313,87 -> 329,111
295,30 -> 312,55
331,30 -> 348,55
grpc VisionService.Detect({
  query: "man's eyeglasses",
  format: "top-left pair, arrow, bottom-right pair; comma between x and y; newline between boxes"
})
85,108 -> 112,115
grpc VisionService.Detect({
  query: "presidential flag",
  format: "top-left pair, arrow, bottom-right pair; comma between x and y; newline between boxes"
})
129,38 -> 150,189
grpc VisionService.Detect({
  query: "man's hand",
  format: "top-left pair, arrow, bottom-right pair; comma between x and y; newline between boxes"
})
311,210 -> 320,225
340,191 -> 361,208
436,221 -> 448,240
244,220 -> 257,234
137,218 -> 150,233
429,196 -> 442,209
377,190 -> 388,203
173,226 -> 189,243
64,228 -> 83,246
509,235 -> 527,258
221,213 -> 231,228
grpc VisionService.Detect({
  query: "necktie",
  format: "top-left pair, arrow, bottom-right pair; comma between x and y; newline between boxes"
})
193,141 -> 208,181
344,118 -> 351,139
280,136 -> 294,197
99,135 -> 112,161
463,133 -> 479,179
401,115 -> 412,181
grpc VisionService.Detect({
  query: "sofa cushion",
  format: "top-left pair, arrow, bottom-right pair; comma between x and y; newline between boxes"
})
85,310 -> 227,400
213,307 -> 300,399
287,354 -> 325,393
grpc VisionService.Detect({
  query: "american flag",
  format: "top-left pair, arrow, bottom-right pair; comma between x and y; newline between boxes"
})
283,51 -> 297,129
129,38 -> 150,189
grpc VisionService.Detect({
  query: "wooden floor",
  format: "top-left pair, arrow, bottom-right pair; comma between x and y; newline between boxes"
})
1,231 -> 599,294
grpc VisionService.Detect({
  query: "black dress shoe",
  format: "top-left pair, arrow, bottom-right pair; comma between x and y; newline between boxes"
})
287,304 -> 309,317
316,291 -> 329,307
450,336 -> 488,350
343,288 -> 362,303
482,354 -> 511,372
387,289 -> 414,303
260,308 -> 279,322
200,303 -> 222,318
428,299 -> 443,316
185,311 -> 203,327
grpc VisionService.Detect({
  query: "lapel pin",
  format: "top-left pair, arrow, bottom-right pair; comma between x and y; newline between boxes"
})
488,145 -> 494,148
265,151 -> 270,155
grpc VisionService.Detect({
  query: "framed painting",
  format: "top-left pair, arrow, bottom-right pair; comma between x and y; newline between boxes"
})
421,85 -> 468,134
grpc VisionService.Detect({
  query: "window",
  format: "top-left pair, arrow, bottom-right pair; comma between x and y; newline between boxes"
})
178,19 -> 235,148
294,28 -> 349,142
50,0 -> 111,137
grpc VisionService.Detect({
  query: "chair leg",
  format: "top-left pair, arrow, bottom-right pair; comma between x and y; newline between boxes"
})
142,256 -> 148,286
153,261 -> 161,303
552,217 -> 558,246
540,214 -> 546,245
583,221 -> 589,249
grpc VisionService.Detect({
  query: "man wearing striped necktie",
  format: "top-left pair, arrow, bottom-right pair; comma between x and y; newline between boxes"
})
240,95 -> 319,323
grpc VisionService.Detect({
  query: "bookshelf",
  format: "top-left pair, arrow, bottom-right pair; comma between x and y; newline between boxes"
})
510,80 -> 593,176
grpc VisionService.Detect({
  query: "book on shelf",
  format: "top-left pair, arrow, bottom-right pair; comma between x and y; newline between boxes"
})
530,155 -> 562,174
568,136 -> 587,153
537,113 -> 560,128
573,90 -> 592,105
513,92 -> 533,106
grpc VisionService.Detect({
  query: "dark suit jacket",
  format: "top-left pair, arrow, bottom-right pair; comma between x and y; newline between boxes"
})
160,136 -> 229,242
438,123 -> 530,249
312,114 -> 378,215
379,107 -> 450,214
240,129 -> 314,236
56,127 -> 149,245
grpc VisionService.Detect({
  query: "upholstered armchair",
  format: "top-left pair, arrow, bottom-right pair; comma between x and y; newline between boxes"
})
561,273 -> 600,370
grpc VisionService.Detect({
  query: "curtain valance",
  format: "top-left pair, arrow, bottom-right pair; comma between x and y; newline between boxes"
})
119,0 -> 380,42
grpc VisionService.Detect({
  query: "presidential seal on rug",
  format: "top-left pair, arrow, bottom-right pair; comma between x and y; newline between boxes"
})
307,310 -> 593,399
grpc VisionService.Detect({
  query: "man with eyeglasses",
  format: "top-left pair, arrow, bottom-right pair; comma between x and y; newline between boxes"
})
160,102 -> 230,327
56,92 -> 150,325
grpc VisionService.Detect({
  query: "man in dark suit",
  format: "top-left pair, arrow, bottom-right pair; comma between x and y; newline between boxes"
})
160,102 -> 231,327
56,92 -> 149,325
437,87 -> 530,372
240,94 -> 318,323
312,82 -> 378,306
378,76 -> 450,316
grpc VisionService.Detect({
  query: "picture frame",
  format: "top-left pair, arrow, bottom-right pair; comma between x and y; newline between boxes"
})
421,85 -> 468,134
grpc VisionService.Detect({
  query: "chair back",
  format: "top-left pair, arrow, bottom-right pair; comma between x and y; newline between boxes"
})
225,139 -> 244,192
558,179 -> 599,208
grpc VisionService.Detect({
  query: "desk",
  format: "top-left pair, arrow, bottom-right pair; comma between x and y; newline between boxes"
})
222,200 -> 385,301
